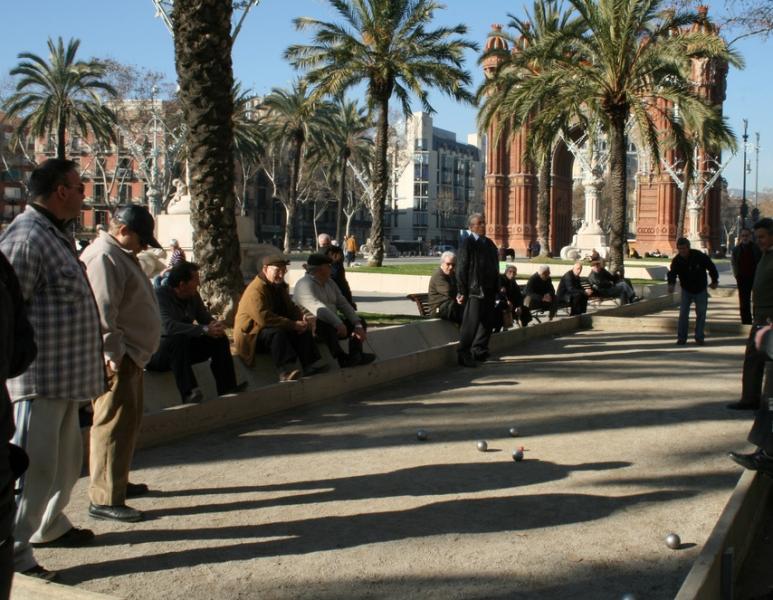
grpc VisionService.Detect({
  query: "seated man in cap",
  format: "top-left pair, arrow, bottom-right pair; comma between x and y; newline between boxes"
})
524,265 -> 558,319
234,255 -> 324,382
293,254 -> 375,368
588,260 -> 635,305
427,250 -> 462,324
146,261 -> 246,403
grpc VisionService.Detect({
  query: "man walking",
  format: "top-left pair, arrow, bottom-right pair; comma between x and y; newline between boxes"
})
456,213 -> 499,367
0,159 -> 105,580
728,218 -> 773,410
667,237 -> 719,346
731,228 -> 761,325
80,205 -> 162,523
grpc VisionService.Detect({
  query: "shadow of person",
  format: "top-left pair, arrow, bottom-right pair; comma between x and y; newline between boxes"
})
140,460 -> 632,519
61,488 -> 695,584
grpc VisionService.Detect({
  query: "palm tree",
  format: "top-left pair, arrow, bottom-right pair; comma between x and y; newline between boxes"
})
232,82 -> 266,214
326,99 -> 373,242
478,0 -> 739,274
3,37 -> 117,160
262,80 -> 332,252
286,0 -> 477,266
172,0 -> 243,321
479,1 -> 576,257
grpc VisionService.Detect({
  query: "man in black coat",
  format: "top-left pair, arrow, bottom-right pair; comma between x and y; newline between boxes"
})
557,261 -> 592,316
524,265 -> 558,319
667,237 -> 719,345
456,214 -> 500,367
428,251 -> 463,324
731,228 -> 761,325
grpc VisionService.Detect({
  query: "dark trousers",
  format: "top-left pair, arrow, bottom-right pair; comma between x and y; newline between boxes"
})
256,327 -> 320,370
741,325 -> 770,407
748,362 -> 773,453
459,295 -> 495,358
147,334 -> 237,399
437,300 -> 463,325
736,277 -> 754,325
524,294 -> 557,317
0,536 -> 11,600
562,292 -> 588,316
315,319 -> 365,359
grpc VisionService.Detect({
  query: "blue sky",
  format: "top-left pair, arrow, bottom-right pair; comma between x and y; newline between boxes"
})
1,0 -> 770,194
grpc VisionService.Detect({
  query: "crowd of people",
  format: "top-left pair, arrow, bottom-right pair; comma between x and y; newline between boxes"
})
0,158 -> 770,593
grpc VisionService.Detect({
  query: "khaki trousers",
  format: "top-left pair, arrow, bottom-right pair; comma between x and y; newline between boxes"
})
89,358 -> 143,506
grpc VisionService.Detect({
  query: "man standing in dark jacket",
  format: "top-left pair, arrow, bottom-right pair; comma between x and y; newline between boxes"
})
731,228 -> 761,325
456,214 -> 499,367
667,237 -> 719,345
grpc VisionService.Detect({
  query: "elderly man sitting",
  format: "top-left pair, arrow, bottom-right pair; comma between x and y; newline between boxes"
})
588,260 -> 635,304
557,261 -> 593,316
294,253 -> 376,368
427,250 -> 463,323
524,264 -> 557,320
234,255 -> 324,382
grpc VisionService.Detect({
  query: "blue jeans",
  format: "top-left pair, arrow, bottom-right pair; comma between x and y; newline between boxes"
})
678,289 -> 708,342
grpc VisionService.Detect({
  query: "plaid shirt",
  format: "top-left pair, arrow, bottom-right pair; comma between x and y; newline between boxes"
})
0,207 -> 105,401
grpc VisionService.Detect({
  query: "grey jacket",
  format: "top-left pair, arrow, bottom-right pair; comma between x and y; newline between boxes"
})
293,272 -> 360,327
81,231 -> 161,367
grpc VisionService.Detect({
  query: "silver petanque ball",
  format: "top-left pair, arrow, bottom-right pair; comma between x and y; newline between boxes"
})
508,427 -> 519,437
416,429 -> 428,441
512,449 -> 524,461
477,440 -> 488,452
665,533 -> 681,549
621,594 -> 637,600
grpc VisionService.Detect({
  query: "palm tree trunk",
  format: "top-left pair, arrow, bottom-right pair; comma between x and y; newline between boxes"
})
537,151 -> 552,256
172,0 -> 242,322
607,113 -> 628,276
57,114 -> 67,160
369,95 -> 389,267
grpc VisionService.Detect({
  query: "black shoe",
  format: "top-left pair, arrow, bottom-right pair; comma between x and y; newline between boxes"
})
726,401 -> 759,411
676,339 -> 687,345
458,353 -> 478,368
728,449 -> 773,472
472,351 -> 491,362
184,388 -> 203,404
89,503 -> 143,523
303,363 -> 330,377
354,353 -> 376,366
338,354 -> 356,368
220,381 -> 248,396
695,339 -> 705,346
21,564 -> 58,581
31,526 -> 94,548
126,482 -> 150,498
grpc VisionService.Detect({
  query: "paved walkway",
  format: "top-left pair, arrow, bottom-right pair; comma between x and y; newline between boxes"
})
29,293 -> 753,600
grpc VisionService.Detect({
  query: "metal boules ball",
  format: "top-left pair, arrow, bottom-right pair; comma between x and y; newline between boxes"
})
665,533 -> 681,549
508,427 -> 519,437
621,594 -> 637,600
512,449 -> 524,461
416,429 -> 428,441
477,440 -> 488,452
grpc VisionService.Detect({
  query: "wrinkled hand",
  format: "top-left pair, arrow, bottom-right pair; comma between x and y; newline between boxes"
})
293,320 -> 308,333
542,294 -> 552,303
207,321 -> 226,337
353,324 -> 366,342
105,357 -> 120,376
755,324 -> 772,351
456,294 -> 465,305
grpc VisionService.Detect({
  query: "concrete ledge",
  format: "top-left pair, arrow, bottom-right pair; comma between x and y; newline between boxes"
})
11,574 -> 120,599
675,471 -> 773,600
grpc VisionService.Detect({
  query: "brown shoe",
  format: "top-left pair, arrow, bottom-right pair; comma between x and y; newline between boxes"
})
279,369 -> 301,382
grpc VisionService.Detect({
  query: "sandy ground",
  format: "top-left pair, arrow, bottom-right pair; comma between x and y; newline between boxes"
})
31,296 -> 754,600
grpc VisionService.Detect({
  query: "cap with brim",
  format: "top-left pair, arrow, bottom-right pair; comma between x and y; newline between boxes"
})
113,205 -> 161,249
263,254 -> 291,267
307,253 -> 333,266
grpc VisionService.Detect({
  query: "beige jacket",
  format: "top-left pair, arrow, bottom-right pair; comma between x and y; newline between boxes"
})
81,231 -> 161,367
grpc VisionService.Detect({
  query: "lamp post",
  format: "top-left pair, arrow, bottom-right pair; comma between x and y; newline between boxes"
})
740,119 -> 749,226
145,86 -> 162,216
755,131 -> 760,209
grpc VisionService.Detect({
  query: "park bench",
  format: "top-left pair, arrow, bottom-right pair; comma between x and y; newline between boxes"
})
407,292 -> 432,317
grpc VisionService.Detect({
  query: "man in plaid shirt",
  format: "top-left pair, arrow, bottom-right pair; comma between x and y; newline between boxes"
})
0,159 -> 105,581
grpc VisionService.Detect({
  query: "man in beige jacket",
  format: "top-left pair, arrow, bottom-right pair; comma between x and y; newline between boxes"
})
80,205 -> 161,523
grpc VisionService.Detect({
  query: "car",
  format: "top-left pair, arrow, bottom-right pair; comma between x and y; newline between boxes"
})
432,244 -> 456,256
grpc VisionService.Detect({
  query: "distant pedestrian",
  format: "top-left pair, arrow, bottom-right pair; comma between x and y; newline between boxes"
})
667,237 -> 719,346
80,205 -> 162,523
731,228 -> 761,325
317,233 -> 332,250
456,213 -> 499,367
345,235 -> 357,266
0,159 -> 105,581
